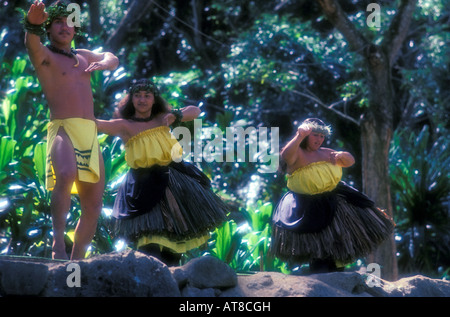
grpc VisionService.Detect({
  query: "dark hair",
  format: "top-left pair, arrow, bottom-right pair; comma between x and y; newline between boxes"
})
299,118 -> 330,149
116,79 -> 169,120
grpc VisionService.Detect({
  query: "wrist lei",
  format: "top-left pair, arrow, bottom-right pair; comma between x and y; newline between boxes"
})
22,18 -> 46,37
171,109 -> 183,127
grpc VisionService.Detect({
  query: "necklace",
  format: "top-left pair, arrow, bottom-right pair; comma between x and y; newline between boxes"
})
130,116 -> 153,122
46,44 -> 80,68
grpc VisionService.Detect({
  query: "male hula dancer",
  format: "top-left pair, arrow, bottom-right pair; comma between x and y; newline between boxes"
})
23,0 -> 119,260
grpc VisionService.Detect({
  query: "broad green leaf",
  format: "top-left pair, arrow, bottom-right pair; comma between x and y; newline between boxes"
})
33,142 -> 47,188
0,136 -> 16,170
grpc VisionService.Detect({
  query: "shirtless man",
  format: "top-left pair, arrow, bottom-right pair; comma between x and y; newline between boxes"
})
24,1 -> 119,259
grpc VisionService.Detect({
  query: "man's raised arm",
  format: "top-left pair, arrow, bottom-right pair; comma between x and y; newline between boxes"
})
23,1 -> 49,67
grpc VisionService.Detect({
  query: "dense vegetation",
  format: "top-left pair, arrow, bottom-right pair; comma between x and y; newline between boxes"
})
0,0 -> 448,279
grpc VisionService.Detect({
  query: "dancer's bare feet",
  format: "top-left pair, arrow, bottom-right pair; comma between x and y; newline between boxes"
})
52,243 -> 69,260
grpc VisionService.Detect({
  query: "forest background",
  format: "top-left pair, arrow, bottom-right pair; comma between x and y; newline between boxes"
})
0,0 -> 448,281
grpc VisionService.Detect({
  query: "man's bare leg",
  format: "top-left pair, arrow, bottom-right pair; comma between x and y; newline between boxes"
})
71,150 -> 105,260
50,128 -> 77,260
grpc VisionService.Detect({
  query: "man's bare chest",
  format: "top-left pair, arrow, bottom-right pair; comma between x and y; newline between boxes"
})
49,53 -> 89,78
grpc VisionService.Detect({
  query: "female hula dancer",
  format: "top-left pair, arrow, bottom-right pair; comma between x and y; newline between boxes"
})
96,79 -> 228,265
271,118 -> 394,273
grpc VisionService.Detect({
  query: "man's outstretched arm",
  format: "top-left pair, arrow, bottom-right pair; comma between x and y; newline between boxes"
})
78,50 -> 120,73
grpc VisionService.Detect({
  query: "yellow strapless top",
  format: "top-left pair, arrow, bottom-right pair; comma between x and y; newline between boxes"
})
125,126 -> 183,169
287,161 -> 342,195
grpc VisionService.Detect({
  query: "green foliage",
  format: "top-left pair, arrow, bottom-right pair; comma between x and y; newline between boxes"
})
90,64 -> 129,116
0,137 -> 16,178
33,142 -> 46,189
204,200 -> 288,273
210,220 -> 240,265
0,53 -> 52,256
152,69 -> 203,109
239,201 -> 276,272
390,125 -> 450,276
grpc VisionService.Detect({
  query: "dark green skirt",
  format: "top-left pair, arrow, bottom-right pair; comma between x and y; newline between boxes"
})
271,182 -> 395,264
112,161 -> 229,243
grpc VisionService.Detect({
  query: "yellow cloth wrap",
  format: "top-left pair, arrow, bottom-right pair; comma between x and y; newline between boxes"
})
46,118 -> 100,194
125,126 -> 183,169
287,161 -> 342,195
137,234 -> 210,254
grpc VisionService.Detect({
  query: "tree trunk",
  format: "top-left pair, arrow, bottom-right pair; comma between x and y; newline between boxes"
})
361,44 -> 398,281
361,117 -> 398,280
86,0 -> 101,36
105,0 -> 154,52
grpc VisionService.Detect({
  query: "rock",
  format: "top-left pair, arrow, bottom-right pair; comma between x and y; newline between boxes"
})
181,285 -> 217,297
311,272 -> 373,296
170,265 -> 189,289
44,250 -> 180,297
0,260 -> 49,296
171,255 -> 237,290
237,272 -> 354,297
218,285 -> 246,297
237,271 -> 450,297
378,275 -> 450,297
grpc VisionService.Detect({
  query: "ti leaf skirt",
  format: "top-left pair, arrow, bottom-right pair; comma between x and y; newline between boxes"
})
271,182 -> 395,264
112,161 -> 229,252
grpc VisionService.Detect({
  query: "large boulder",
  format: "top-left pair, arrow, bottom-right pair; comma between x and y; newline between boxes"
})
236,271 -> 450,297
0,259 -> 50,296
377,275 -> 450,297
237,272 -> 356,297
0,250 -> 180,297
44,250 -> 180,297
170,255 -> 240,297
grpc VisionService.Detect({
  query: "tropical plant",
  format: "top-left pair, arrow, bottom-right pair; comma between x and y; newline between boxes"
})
0,54 -> 52,257
202,199 -> 289,273
390,125 -> 450,277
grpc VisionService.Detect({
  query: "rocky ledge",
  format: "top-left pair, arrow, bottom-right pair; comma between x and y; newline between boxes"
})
0,250 -> 448,297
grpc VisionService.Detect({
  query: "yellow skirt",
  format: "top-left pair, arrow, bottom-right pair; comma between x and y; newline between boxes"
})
137,234 -> 210,254
46,118 -> 100,194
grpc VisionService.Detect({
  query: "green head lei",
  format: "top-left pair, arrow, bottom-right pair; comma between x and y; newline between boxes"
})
129,80 -> 160,97
45,1 -> 82,36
